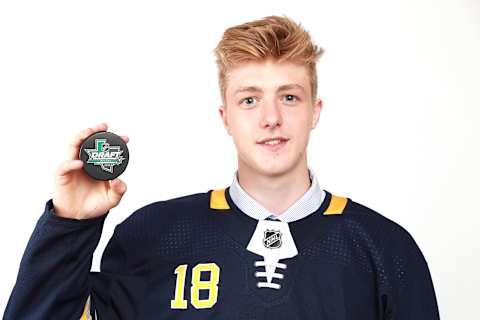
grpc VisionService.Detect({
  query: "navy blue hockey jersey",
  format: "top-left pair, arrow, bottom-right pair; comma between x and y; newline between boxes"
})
4,188 -> 440,319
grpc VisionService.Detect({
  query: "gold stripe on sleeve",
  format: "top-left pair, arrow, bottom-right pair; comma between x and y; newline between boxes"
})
324,195 -> 348,215
210,189 -> 230,210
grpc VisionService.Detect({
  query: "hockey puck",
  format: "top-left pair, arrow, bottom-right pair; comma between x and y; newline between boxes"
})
79,131 -> 129,181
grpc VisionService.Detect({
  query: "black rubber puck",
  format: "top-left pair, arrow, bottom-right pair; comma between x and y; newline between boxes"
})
79,131 -> 129,181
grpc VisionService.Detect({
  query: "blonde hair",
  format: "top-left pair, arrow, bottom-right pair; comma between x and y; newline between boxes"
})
213,14 -> 325,106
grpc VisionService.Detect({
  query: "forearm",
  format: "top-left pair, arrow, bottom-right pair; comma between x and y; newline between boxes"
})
3,199 -> 108,319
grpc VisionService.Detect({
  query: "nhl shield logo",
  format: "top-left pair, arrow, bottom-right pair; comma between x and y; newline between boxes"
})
263,229 -> 282,249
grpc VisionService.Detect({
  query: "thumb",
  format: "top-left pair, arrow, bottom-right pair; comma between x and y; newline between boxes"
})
108,178 -> 127,206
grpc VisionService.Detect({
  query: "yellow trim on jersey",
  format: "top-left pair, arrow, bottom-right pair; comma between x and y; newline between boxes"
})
324,195 -> 348,215
210,189 -> 230,210
80,295 -> 91,320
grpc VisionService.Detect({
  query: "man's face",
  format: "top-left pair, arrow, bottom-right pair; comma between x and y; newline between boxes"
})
219,59 -> 323,178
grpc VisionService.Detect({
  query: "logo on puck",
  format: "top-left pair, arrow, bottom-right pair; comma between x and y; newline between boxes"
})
83,138 -> 125,173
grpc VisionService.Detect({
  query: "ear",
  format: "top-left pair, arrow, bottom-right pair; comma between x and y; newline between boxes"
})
311,98 -> 323,130
218,105 -> 231,135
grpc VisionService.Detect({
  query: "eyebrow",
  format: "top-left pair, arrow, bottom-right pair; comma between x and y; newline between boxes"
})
234,83 -> 306,96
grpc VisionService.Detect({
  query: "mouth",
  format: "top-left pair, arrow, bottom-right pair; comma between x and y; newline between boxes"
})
256,136 -> 289,152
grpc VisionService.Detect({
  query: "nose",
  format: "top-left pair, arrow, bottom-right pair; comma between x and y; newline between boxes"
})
260,99 -> 283,129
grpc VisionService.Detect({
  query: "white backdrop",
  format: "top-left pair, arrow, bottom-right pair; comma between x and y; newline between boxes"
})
1,0 -> 479,318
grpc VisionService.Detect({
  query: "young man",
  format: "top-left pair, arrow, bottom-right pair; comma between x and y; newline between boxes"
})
4,15 -> 440,319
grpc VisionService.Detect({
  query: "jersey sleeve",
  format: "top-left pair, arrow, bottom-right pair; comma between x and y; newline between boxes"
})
379,225 -> 441,320
3,198 -> 144,320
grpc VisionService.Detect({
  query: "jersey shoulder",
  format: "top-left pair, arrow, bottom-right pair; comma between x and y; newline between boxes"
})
118,190 -> 212,229
342,195 -> 421,253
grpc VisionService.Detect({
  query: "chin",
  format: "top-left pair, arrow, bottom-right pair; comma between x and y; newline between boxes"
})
254,161 -> 295,177
239,151 -> 299,177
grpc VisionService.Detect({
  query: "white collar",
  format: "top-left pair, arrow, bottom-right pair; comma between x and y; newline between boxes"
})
228,167 -> 326,223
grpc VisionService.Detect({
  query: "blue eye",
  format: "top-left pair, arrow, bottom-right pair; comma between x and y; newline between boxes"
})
284,94 -> 299,103
241,97 -> 256,106
240,95 -> 299,106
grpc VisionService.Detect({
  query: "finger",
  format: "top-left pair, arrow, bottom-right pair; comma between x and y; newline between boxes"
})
120,135 -> 129,144
108,178 -> 127,206
68,122 -> 108,160
56,159 -> 84,177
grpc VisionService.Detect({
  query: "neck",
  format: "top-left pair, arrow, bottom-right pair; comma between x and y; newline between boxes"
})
237,161 -> 311,216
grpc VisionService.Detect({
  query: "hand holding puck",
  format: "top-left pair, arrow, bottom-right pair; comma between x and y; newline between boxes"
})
53,123 -> 129,220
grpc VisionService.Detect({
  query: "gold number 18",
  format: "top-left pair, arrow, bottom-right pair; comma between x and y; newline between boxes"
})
170,262 -> 220,309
